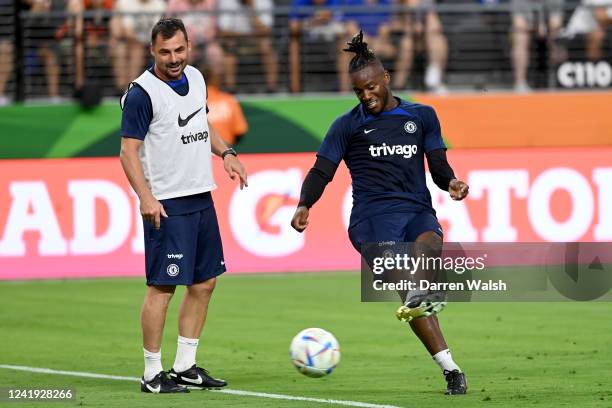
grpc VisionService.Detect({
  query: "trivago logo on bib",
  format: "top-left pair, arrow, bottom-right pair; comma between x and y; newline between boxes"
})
369,143 -> 418,159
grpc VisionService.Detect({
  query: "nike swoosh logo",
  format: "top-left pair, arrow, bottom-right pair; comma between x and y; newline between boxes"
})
364,129 -> 376,134
146,383 -> 161,393
181,375 -> 203,385
178,107 -> 203,127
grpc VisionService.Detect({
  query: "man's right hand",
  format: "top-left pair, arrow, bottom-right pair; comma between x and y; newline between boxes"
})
291,206 -> 310,233
140,194 -> 168,229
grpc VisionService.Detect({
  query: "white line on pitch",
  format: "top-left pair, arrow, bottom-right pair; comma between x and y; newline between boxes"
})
0,364 -> 403,408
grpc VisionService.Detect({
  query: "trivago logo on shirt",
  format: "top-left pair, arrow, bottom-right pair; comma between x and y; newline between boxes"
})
369,143 -> 418,159
181,130 -> 209,145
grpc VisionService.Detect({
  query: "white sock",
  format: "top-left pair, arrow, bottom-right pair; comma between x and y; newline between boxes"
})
143,348 -> 163,381
173,336 -> 199,373
432,349 -> 461,373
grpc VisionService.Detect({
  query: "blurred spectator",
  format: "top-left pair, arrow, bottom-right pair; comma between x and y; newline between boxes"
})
24,0 -> 81,100
0,38 -> 11,106
74,0 -> 115,91
395,0 -> 449,93
202,65 -> 248,146
584,0 -> 612,60
217,0 -> 278,93
343,0 -> 412,89
81,0 -> 113,49
511,0 -> 565,92
289,0 -> 350,93
166,0 -> 224,69
0,0 -> 12,105
110,0 -> 164,92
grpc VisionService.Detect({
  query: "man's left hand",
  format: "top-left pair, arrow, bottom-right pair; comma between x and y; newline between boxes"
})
224,155 -> 248,189
449,179 -> 469,201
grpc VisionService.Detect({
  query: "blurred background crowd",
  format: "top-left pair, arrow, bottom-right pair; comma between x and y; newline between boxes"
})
0,0 -> 611,105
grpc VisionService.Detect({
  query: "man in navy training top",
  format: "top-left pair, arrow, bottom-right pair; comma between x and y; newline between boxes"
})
120,18 -> 248,394
291,31 -> 469,395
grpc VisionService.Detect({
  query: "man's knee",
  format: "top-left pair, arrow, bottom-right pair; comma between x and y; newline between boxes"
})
188,277 -> 217,298
512,15 -> 529,34
415,231 -> 443,257
145,285 -> 176,306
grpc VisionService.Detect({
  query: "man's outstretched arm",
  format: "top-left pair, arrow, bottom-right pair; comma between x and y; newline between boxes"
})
291,156 -> 338,232
426,149 -> 469,200
209,121 -> 248,189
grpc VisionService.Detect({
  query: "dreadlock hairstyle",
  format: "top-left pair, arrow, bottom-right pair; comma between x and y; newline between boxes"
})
343,30 -> 381,73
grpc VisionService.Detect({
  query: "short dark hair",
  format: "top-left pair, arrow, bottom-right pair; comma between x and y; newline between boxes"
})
151,17 -> 188,45
343,30 -> 381,73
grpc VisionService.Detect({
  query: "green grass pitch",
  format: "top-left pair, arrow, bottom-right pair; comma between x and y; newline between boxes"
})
1,272 -> 610,408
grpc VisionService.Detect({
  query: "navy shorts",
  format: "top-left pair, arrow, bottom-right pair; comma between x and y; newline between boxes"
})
348,211 -> 442,253
143,205 -> 226,286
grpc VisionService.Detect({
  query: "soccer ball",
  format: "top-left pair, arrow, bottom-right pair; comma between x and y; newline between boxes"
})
289,328 -> 341,378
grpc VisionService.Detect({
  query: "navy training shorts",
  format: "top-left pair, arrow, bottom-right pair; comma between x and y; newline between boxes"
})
348,210 -> 442,253
143,205 -> 226,286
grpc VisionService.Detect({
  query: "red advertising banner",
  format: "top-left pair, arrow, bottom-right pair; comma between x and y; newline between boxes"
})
1,149 -> 611,280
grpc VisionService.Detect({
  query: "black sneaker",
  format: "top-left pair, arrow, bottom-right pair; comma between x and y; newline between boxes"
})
140,371 -> 189,393
444,369 -> 467,395
169,365 -> 227,389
